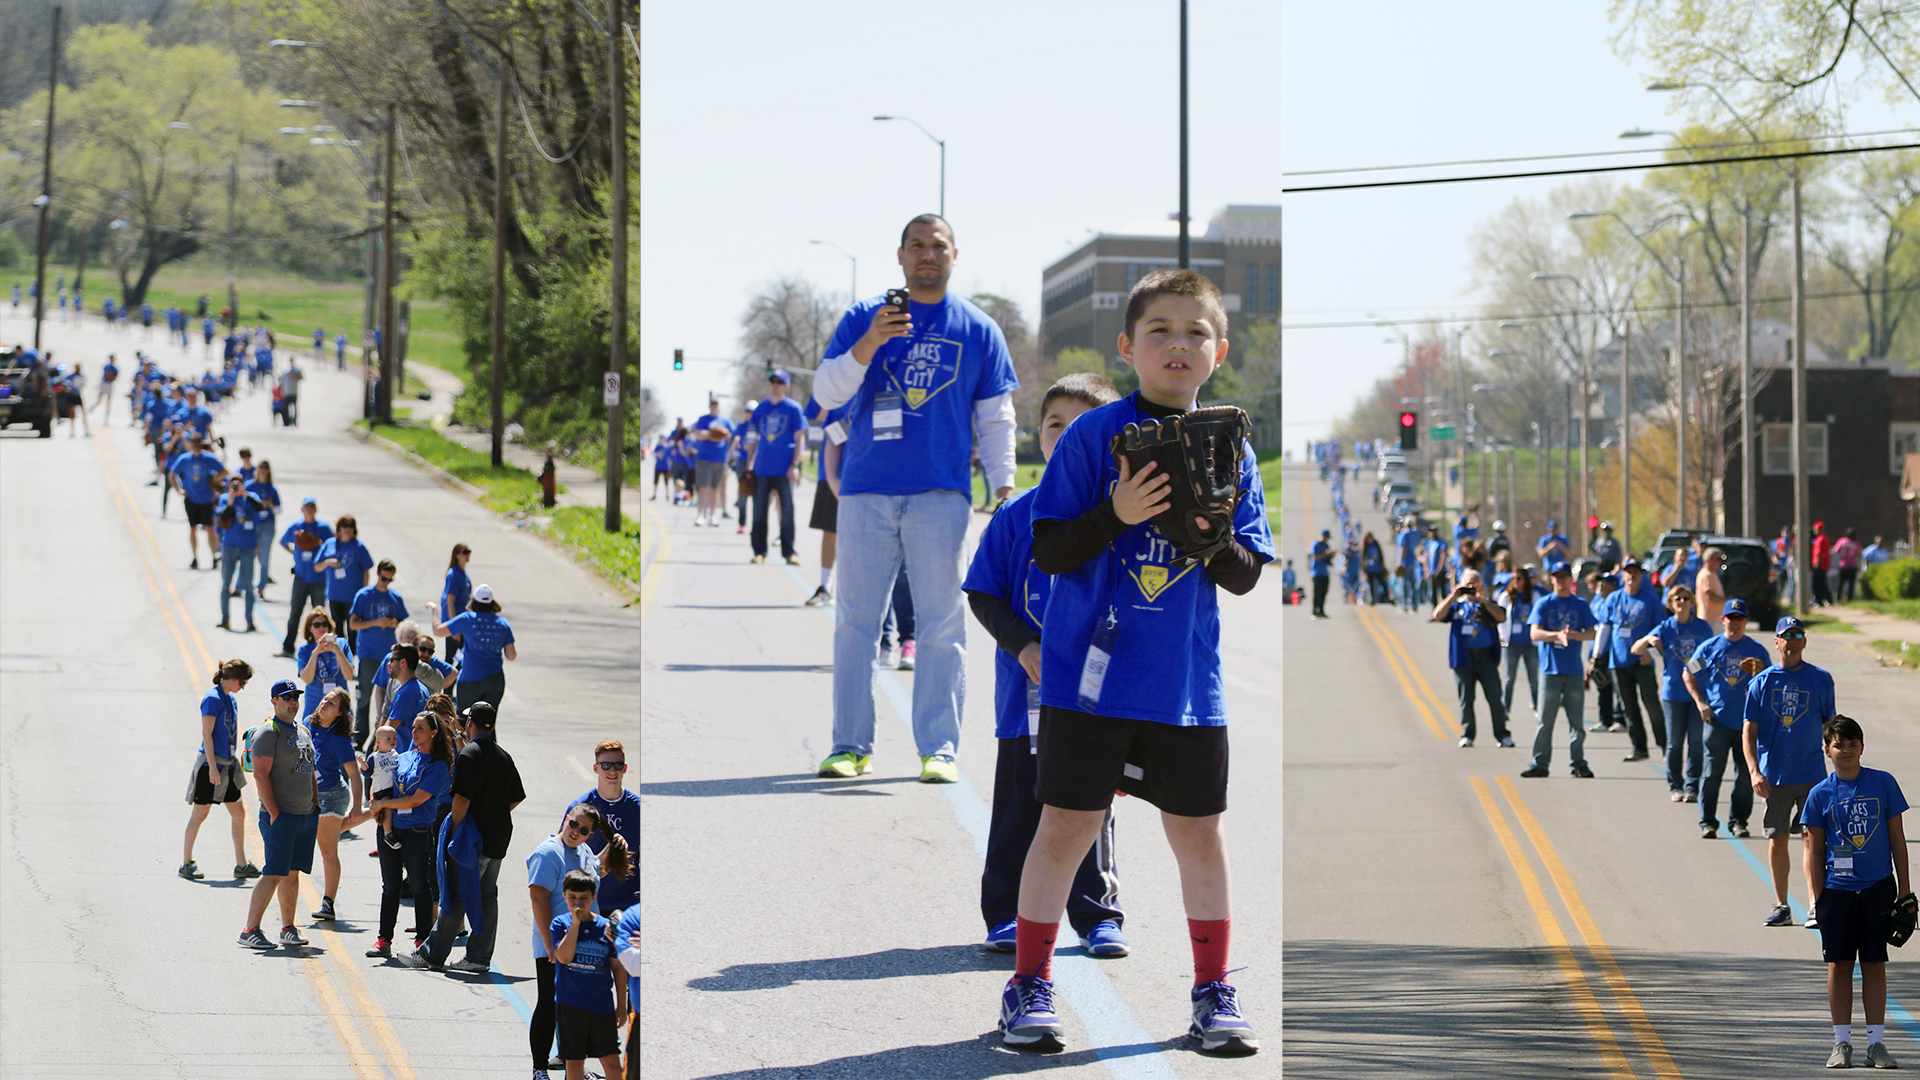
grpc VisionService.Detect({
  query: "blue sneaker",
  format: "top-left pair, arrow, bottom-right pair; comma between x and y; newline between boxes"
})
1084,920 -> 1130,958
999,974 -> 1063,1050
984,920 -> 1017,953
1190,980 -> 1259,1055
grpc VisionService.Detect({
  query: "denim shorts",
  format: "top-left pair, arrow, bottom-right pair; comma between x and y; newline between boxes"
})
316,781 -> 351,818
259,809 -> 319,877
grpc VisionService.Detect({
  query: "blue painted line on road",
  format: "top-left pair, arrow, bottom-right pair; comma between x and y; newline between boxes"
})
489,970 -> 535,1025
779,562 -> 1182,1080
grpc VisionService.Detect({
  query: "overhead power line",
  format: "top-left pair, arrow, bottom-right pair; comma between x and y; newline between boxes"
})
1283,278 -> 1920,330
1286,126 -> 1920,177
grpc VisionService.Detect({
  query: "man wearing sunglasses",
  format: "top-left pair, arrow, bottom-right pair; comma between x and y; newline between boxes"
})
1743,615 -> 1838,928
238,680 -> 320,951
564,742 -> 638,917
349,560 -> 407,749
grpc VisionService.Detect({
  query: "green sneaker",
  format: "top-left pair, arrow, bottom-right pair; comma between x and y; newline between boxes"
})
919,755 -> 958,784
234,862 -> 261,879
818,753 -> 872,778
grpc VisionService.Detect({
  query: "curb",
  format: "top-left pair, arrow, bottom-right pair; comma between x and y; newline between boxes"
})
348,423 -> 489,501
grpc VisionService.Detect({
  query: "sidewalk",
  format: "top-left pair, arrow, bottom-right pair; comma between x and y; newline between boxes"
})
1821,599 -> 1920,645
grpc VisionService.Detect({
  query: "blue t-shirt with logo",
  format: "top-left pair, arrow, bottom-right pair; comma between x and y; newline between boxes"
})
1529,592 -> 1598,675
1649,614 -> 1714,702
962,488 -> 1050,740
1537,533 -> 1571,571
1445,599 -> 1498,669
1032,394 -> 1273,727
549,911 -> 619,1013
390,749 -> 450,829
615,905 -> 640,1014
182,405 -> 213,436
748,397 -> 807,474
214,491 -> 263,549
199,687 -> 238,760
690,414 -> 733,463
1502,585 -> 1543,648
1603,582 -> 1662,668
317,537 -> 373,602
1743,662 -> 1836,786
1804,767 -> 1908,891
565,788 -> 640,913
349,586 -> 407,662
295,639 -> 353,719
170,450 -> 224,503
446,611 -> 514,682
308,721 -> 357,793
1686,634 -> 1771,730
281,520 -> 335,584
819,293 -> 1019,497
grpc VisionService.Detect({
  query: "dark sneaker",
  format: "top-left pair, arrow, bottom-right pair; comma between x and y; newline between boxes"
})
1458,737 -> 1474,748
1190,980 -> 1260,1055
1807,912 -> 1820,930
984,920 -> 1017,953
1702,823 -> 1720,839
234,862 -> 260,879
1520,765 -> 1550,778
395,950 -> 440,971
1732,821 -> 1752,838
279,926 -> 310,947
1085,920 -> 1130,958
1000,974 -> 1063,1050
178,861 -> 205,880
804,586 -> 831,607
1765,903 -> 1794,927
1497,736 -> 1515,747
1571,764 -> 1595,778
1623,749 -> 1650,761
237,927 -> 274,950
313,897 -> 336,922
447,958 -> 491,974
1684,791 -> 1698,803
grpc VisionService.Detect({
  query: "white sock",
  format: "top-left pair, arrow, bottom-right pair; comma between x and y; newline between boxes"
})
1870,1024 -> 1885,1045
821,567 -> 833,589
1837,1024 -> 1852,1044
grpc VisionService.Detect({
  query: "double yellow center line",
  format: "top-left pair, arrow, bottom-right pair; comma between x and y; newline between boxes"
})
94,433 -> 415,1080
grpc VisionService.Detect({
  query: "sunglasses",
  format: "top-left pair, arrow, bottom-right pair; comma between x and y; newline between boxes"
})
595,761 -> 627,772
565,819 -> 593,835
274,692 -> 301,701
1781,630 -> 1807,640
378,575 -> 394,583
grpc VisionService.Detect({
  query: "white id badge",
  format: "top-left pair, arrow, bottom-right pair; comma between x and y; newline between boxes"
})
334,568 -> 346,579
1076,646 -> 1110,711
1027,682 -> 1042,756
873,391 -> 904,441
1835,857 -> 1855,872
826,419 -> 850,445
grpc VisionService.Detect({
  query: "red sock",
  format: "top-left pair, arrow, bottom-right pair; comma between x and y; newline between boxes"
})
1189,917 -> 1231,986
1015,917 -> 1059,981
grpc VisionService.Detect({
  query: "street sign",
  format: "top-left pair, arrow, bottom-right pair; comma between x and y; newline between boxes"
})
603,372 -> 621,406
1431,423 -> 1456,441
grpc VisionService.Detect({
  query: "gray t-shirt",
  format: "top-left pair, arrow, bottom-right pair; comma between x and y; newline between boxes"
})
254,719 -> 317,815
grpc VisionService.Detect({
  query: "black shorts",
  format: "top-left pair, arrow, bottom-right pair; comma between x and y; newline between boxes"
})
1035,705 -> 1228,817
1817,875 -> 1896,964
185,499 -> 214,528
556,1001 -> 620,1060
809,480 -> 838,532
191,762 -> 243,805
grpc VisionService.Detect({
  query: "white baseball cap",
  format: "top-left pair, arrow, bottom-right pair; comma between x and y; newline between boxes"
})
473,583 -> 495,603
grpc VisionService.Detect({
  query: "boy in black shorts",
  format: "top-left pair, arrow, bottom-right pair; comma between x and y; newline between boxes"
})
551,869 -> 628,1080
1802,716 -> 1910,1069
1000,269 -> 1272,1055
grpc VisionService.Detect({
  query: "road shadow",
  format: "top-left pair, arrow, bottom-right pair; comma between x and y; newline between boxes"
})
640,773 -> 917,798
691,1035 -> 1184,1079
688,944 -> 992,992
662,663 -> 833,673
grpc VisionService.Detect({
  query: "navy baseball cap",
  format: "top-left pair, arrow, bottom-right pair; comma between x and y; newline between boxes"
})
1620,557 -> 1643,571
1546,518 -> 1558,529
1775,615 -> 1806,636
767,368 -> 790,384
270,678 -> 302,699
1549,563 -> 1574,577
1722,599 -> 1749,618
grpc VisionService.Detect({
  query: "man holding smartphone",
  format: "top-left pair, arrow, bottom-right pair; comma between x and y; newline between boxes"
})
1431,569 -> 1512,748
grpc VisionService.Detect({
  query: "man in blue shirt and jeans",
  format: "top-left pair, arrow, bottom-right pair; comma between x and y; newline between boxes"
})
1431,569 -> 1511,748
1596,559 -> 1666,762
1744,615 -> 1836,927
1520,564 -> 1598,778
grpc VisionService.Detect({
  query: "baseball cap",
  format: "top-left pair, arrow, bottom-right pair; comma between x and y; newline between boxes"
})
270,678 -> 302,699
1600,520 -> 1614,530
473,583 -> 495,603
1546,518 -> 1558,529
1550,563 -> 1574,577
459,701 -> 497,730
300,495 -> 317,507
1722,599 -> 1749,617
767,368 -> 790,384
1775,615 -> 1806,636
1620,557 -> 1642,571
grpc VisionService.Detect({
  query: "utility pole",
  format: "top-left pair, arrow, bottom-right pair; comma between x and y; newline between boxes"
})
491,57 -> 509,468
1740,211 -> 1755,537
1621,320 -> 1633,555
605,0 -> 629,532
1563,384 -> 1572,534
378,103 -> 397,423
226,162 -> 239,330
31,5 -> 61,353
1791,173 -> 1809,614
1579,348 -> 1591,546
1177,0 -> 1189,270
1675,247 -> 1687,527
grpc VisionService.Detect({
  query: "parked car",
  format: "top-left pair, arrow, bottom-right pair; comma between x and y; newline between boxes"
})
1649,529 -> 1712,588
1378,480 -> 1416,514
0,353 -> 53,438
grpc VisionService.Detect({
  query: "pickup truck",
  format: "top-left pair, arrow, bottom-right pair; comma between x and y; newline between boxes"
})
0,358 -> 53,437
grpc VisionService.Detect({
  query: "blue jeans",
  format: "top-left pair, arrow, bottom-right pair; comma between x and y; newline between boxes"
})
1501,645 -> 1539,717
880,566 -> 915,649
1662,698 -> 1705,794
255,513 -> 275,589
831,492 -> 969,759
424,851 -> 500,965
219,545 -> 255,625
1529,672 -> 1587,770
1396,568 -> 1417,609
1700,722 -> 1753,830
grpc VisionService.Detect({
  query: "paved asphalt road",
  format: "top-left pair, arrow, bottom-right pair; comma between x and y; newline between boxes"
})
1280,460 -> 1920,1078
639,475 -> 1282,1078
0,311 -> 637,1078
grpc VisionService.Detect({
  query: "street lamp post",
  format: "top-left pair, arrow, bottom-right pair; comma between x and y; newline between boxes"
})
31,6 -> 61,353
1531,272 -> 1609,550
810,240 -> 857,306
873,115 -> 945,217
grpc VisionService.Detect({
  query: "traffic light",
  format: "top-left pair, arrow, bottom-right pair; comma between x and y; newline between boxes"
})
1587,514 -> 1600,548
673,349 -> 684,371
1398,411 -> 1418,451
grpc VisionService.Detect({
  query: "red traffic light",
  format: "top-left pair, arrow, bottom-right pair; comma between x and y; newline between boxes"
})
1587,515 -> 1600,530
1399,412 -> 1416,427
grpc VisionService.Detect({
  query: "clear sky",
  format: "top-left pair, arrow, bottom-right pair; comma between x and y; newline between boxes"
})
639,0 -> 1280,431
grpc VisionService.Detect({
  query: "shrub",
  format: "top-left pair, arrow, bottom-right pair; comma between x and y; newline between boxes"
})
1862,557 -> 1920,600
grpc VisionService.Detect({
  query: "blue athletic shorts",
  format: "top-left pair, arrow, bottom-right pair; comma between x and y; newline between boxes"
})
259,809 -> 319,877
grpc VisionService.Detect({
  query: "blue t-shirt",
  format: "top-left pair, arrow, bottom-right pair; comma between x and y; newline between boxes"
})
1453,523 -> 1478,553
748,397 -> 807,474
349,586 -> 407,663
390,750 -> 450,830
1537,533 -> 1571,571
446,611 -> 514,682
549,911 -> 619,1013
1308,539 -> 1332,577
1686,634 -> 1771,730
199,687 -> 238,760
565,788 -> 640,913
281,520 -> 335,584
442,566 -> 471,616
1603,582 -> 1662,668
1501,585 -> 1543,648
1804,768 -> 1909,891
690,414 -> 733,463
1649,615 -> 1714,701
307,721 -> 357,793
615,905 -> 640,1014
1743,662 -> 1836,786
317,538 -> 373,602
171,450 -> 224,503
246,480 -> 279,518
819,293 -> 1019,497
1529,592 -> 1598,675
1396,528 -> 1418,568
295,639 -> 353,719
1032,395 -> 1273,726
214,491 -> 262,549
1445,599 -> 1498,669
962,488 -> 1049,740
182,405 -> 213,436
525,834 -> 601,958
385,677 -> 428,726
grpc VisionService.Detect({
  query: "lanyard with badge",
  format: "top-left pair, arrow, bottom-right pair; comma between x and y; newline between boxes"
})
872,313 -> 914,441
1075,463 -> 1132,715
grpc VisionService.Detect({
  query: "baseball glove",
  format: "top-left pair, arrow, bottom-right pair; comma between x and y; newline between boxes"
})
1586,655 -> 1613,691
1891,893 -> 1918,947
1738,656 -> 1768,677
1109,405 -> 1249,568
294,530 -> 322,551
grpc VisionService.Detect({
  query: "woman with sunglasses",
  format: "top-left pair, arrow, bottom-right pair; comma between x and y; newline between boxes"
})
297,611 -> 355,722
526,803 -> 632,1078
1499,564 -> 1544,718
442,543 -> 472,665
353,711 -> 454,959
561,741 -> 639,917
307,688 -> 363,924
182,658 -> 259,881
1633,584 -> 1714,802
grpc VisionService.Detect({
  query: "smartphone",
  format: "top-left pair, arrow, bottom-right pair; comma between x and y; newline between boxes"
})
885,288 -> 910,317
